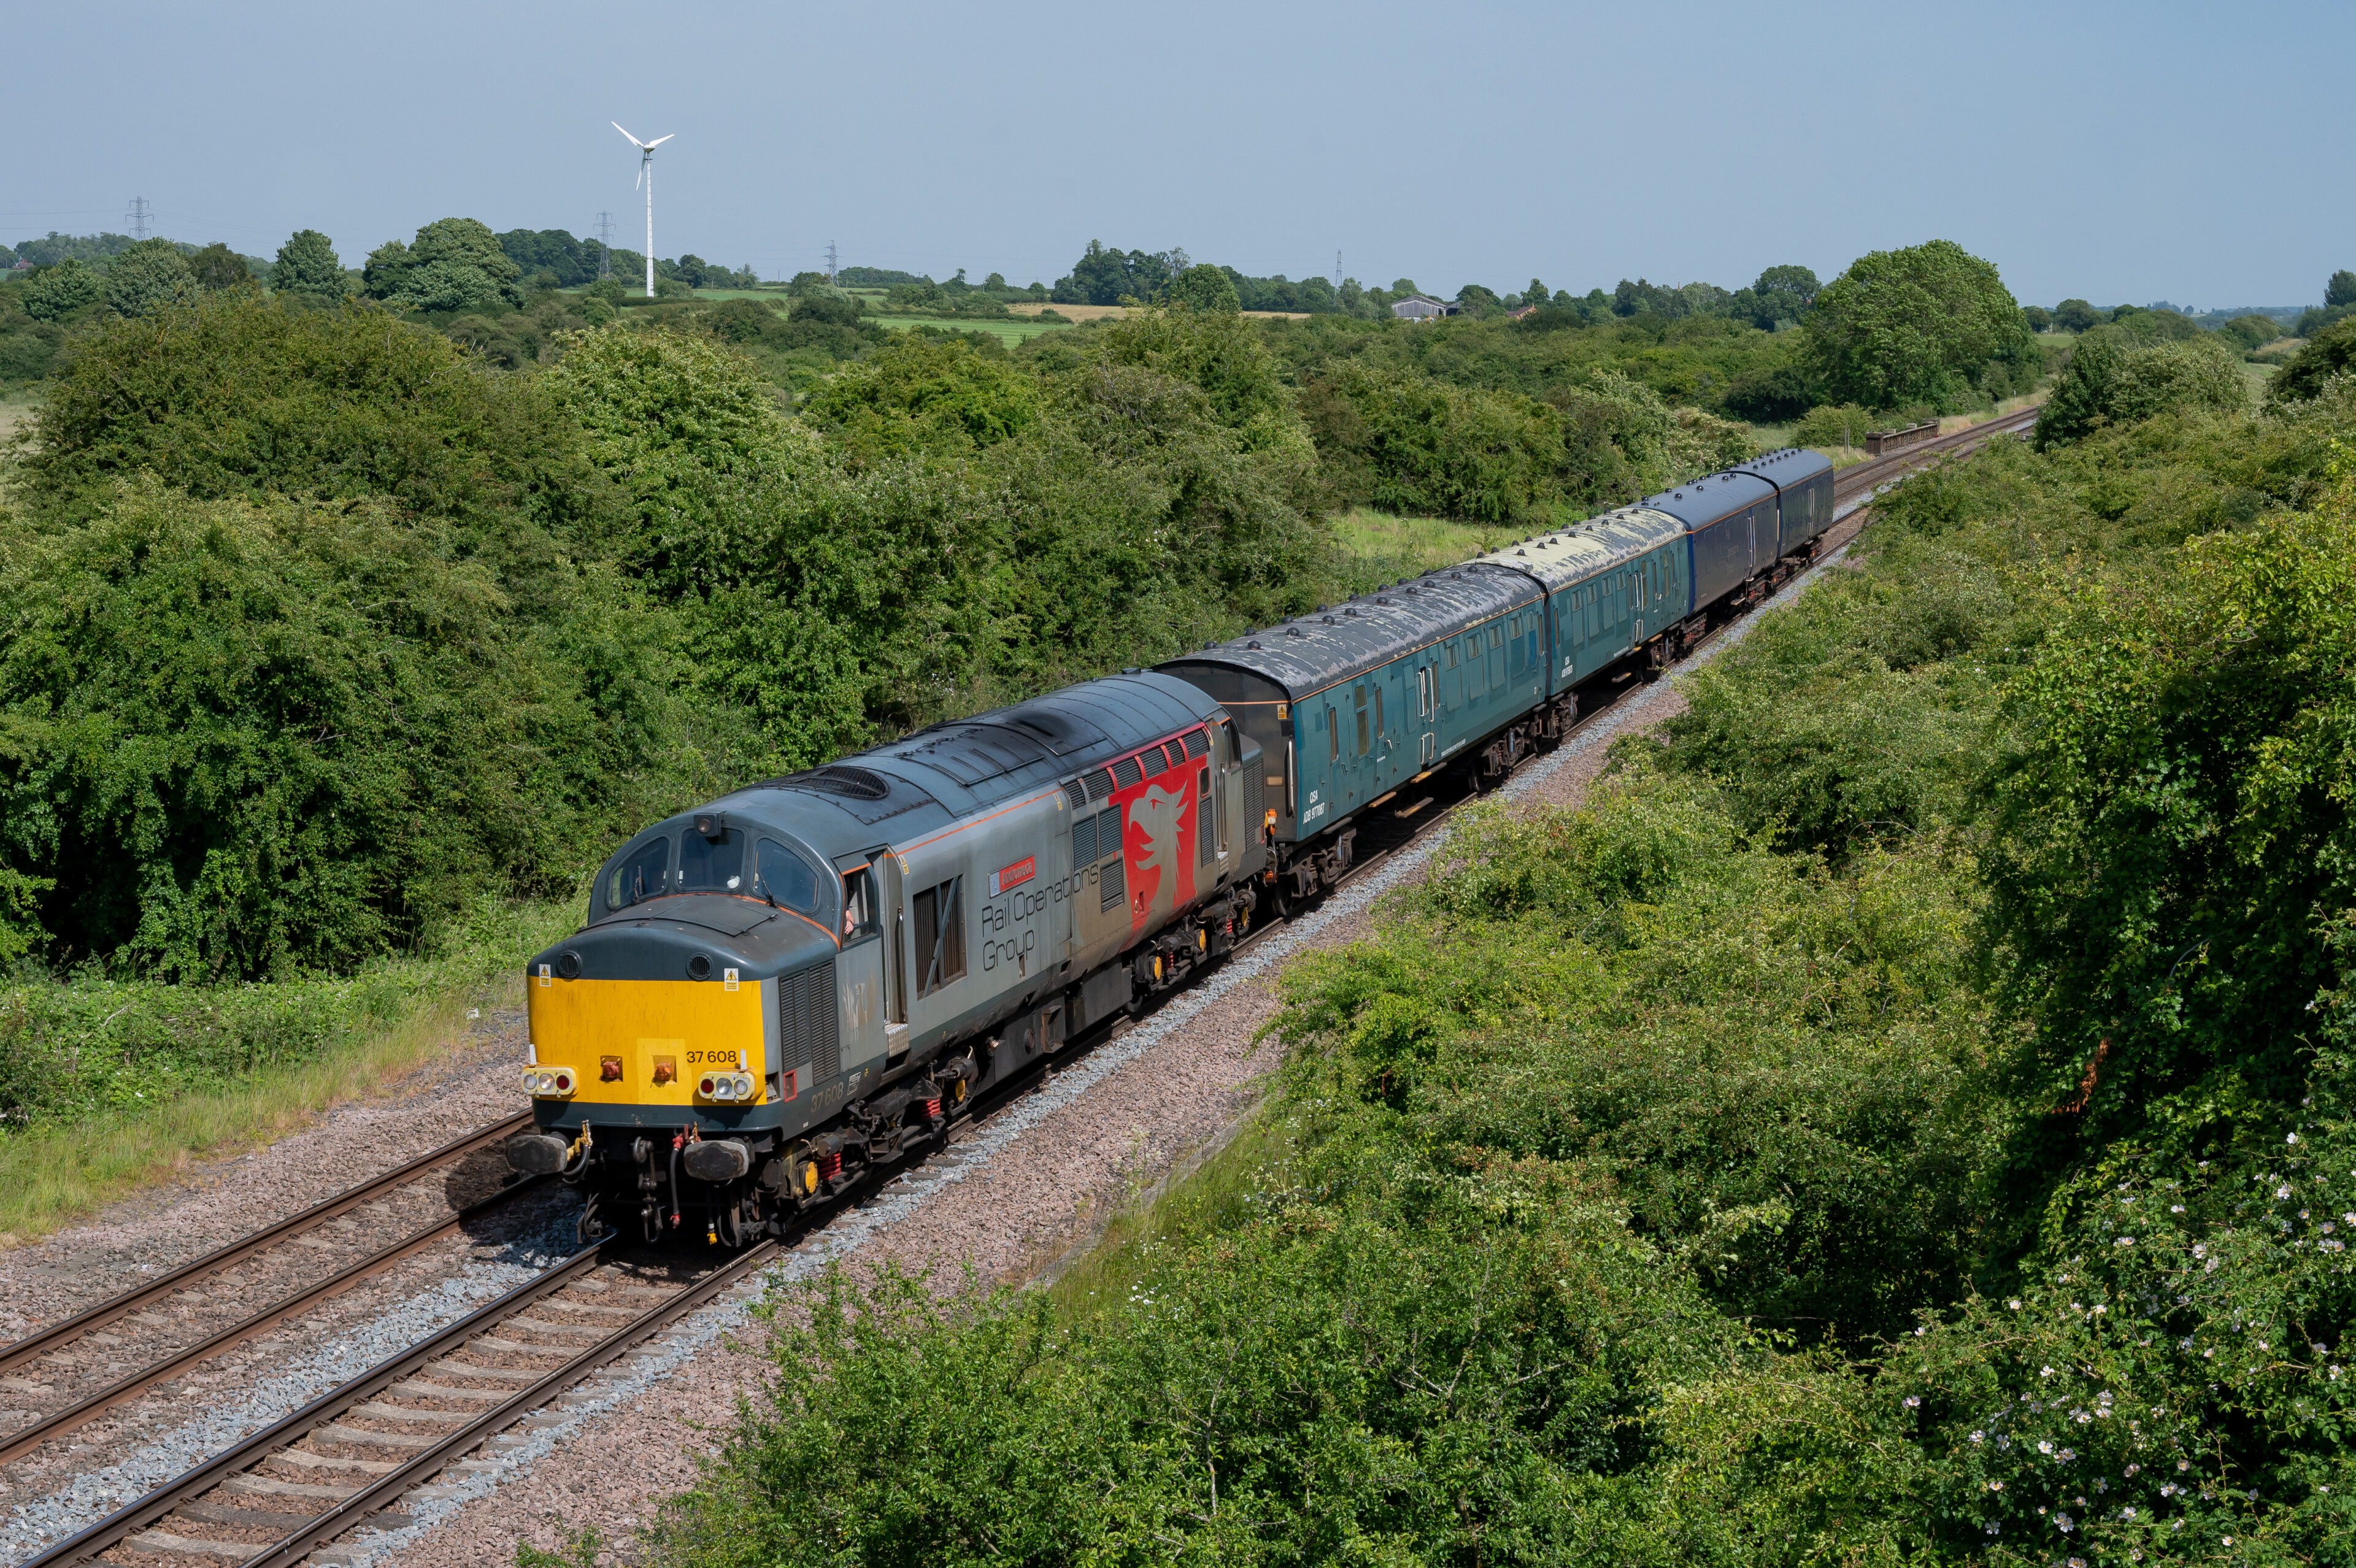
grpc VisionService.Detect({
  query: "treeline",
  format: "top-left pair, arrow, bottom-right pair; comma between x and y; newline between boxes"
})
641,286 -> 2356,1568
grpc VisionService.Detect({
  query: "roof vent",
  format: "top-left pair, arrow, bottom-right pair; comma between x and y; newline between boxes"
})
792,765 -> 891,801
1321,615 -> 1336,625
1284,627 -> 1304,637
1343,607 -> 1360,617
1375,598 -> 1393,606
1247,640 -> 1261,649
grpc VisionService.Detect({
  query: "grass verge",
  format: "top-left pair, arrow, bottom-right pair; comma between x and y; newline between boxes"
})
1332,507 -> 1516,574
1040,1105 -> 1292,1318
0,896 -> 577,1243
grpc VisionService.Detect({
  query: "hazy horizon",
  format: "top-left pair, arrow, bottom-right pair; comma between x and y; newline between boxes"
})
7,0 -> 2349,311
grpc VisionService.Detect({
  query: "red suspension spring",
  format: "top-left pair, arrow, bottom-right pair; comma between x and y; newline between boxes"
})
820,1150 -> 842,1181
923,1097 -> 942,1120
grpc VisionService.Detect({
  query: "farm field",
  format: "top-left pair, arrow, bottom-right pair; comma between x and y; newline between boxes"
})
1006,301 -> 1313,323
866,313 -> 1074,347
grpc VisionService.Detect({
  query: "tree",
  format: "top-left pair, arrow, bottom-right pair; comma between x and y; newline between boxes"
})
189,242 -> 252,291
1801,239 -> 2030,409
2053,298 -> 2100,332
361,218 -> 523,313
18,256 -> 101,321
2023,305 -> 2052,332
2328,269 -> 2356,309
272,230 -> 346,302
1455,283 -> 1504,317
676,253 -> 709,289
1750,264 -> 1819,323
1050,240 -> 1184,307
103,237 -> 199,318
496,229 -> 595,288
1169,263 -> 1240,314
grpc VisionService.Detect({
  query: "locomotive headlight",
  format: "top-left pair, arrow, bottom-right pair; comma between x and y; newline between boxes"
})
522,1067 -> 577,1099
729,1072 -> 754,1100
695,1072 -> 755,1102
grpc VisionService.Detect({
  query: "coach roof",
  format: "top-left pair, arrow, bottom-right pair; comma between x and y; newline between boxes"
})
1468,505 -> 1685,591
1161,566 -> 1538,699
1638,467 -> 1777,529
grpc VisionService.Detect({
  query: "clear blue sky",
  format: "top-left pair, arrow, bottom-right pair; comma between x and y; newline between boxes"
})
6,0 -> 2347,310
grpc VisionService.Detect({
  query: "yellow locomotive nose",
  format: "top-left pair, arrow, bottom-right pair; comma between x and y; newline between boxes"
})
526,977 -> 768,1110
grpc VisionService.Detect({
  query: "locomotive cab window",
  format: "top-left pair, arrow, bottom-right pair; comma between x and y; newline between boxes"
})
608,836 -> 671,910
678,828 -> 746,893
841,866 -> 879,940
753,839 -> 827,920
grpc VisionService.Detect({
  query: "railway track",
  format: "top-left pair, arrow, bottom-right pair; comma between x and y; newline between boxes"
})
0,1115 -> 543,1475
12,404 -> 2039,1566
1830,404 -> 2039,506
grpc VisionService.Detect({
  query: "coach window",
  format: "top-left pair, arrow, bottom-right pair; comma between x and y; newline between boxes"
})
1326,704 -> 1339,763
912,877 -> 966,996
753,839 -> 827,920
1417,664 -> 1435,717
1372,683 -> 1384,739
607,836 -> 671,910
1353,685 -> 1369,756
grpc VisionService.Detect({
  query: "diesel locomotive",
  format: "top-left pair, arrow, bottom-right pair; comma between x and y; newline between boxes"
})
507,447 -> 1838,1243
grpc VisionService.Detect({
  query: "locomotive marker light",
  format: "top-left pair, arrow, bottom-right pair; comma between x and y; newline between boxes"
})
522,1066 -> 577,1098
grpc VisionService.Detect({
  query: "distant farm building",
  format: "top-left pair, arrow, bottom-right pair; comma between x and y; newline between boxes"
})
1390,294 -> 1456,320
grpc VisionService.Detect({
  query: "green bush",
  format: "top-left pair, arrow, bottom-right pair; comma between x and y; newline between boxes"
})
1791,401 -> 1879,449
2267,317 -> 2356,409
12,292 -> 620,588
0,482 -> 695,978
2035,329 -> 2247,448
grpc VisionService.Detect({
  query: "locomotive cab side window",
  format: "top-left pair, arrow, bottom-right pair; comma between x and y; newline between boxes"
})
609,836 -> 671,909
841,867 -> 879,940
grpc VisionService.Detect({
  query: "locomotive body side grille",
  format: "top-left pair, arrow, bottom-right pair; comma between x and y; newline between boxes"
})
779,962 -> 840,1081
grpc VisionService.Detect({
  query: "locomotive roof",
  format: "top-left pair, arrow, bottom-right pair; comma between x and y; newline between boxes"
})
1466,505 -> 1685,591
710,671 -> 1225,852
1159,565 -> 1539,700
1732,446 -> 1835,491
1638,466 -> 1777,529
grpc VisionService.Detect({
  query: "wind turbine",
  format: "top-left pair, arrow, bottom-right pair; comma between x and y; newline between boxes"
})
612,122 -> 675,298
